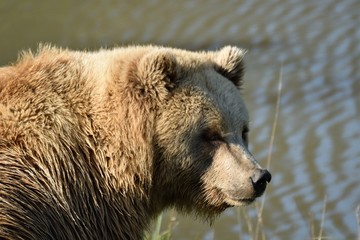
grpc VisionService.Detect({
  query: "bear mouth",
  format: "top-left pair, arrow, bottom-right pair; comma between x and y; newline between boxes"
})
212,187 -> 257,207
221,190 -> 257,206
225,197 -> 256,206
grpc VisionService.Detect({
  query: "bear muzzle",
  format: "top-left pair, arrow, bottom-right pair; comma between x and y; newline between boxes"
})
223,168 -> 271,206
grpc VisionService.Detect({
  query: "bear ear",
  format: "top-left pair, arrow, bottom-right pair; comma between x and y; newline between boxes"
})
214,46 -> 246,88
135,50 -> 177,100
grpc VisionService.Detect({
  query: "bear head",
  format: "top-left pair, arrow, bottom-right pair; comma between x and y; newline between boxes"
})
128,46 -> 271,219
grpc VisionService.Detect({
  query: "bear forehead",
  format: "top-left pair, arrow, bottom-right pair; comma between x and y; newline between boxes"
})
202,70 -> 249,130
166,68 -> 249,133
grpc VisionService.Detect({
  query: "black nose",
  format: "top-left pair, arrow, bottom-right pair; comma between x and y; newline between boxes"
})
251,169 -> 272,195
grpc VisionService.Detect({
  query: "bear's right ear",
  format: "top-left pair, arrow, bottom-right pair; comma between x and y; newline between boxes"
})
214,46 -> 246,88
134,50 -> 177,101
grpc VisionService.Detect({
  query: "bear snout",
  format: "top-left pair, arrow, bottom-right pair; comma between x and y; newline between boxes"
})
250,169 -> 272,197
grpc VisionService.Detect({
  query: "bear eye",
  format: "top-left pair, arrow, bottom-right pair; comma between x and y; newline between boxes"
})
202,128 -> 223,143
242,127 -> 249,145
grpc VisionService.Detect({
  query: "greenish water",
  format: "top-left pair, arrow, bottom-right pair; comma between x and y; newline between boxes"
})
1,1 -> 359,239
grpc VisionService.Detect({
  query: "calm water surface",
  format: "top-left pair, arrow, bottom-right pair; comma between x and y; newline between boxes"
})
1,1 -> 359,239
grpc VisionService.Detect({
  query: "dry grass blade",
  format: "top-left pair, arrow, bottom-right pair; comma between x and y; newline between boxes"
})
254,65 -> 283,240
317,195 -> 327,240
356,205 -> 360,240
238,208 -> 254,239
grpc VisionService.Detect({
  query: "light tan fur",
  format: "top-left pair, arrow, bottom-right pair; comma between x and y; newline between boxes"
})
0,45 -> 270,239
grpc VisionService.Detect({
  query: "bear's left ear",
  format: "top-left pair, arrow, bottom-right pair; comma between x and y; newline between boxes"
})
135,50 -> 177,101
214,46 -> 246,88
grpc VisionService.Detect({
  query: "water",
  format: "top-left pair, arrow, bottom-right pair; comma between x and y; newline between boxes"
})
1,0 -> 359,239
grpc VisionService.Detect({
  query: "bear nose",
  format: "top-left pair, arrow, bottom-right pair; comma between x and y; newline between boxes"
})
251,169 -> 272,195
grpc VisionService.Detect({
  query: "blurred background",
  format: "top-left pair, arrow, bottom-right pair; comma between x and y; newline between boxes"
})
1,0 -> 359,239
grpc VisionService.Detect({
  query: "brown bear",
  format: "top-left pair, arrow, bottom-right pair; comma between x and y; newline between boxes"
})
0,45 -> 271,239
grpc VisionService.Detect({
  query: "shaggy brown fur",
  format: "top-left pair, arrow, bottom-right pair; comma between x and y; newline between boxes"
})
0,45 -> 270,239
